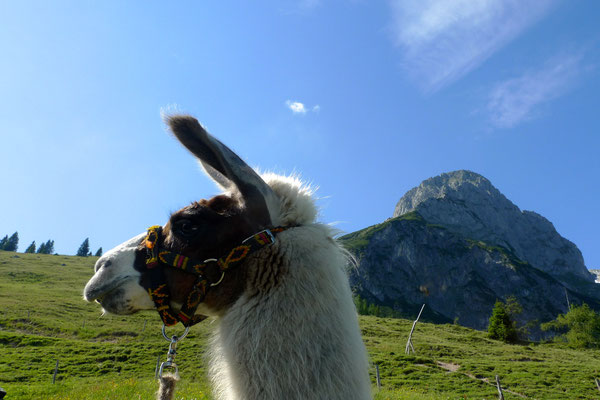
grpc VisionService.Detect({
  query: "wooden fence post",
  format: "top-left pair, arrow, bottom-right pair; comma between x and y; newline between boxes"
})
155,356 -> 161,379
405,304 -> 425,354
495,375 -> 504,400
142,320 -> 147,333
595,378 -> 600,392
52,359 -> 59,384
375,364 -> 381,390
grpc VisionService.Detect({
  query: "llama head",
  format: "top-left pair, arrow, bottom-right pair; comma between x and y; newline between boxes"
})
83,115 -> 282,318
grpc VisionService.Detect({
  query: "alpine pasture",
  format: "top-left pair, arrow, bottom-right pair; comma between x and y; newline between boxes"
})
1,251 -> 599,399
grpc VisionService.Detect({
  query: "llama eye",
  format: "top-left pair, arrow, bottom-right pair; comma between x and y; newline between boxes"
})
176,220 -> 199,237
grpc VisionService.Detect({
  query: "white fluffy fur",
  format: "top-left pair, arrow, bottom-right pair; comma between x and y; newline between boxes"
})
207,173 -> 372,400
84,172 -> 372,399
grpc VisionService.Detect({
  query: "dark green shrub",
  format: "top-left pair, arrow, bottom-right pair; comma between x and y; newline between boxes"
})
541,303 -> 600,349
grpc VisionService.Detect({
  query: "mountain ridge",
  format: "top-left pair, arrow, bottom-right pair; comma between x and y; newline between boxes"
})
342,170 -> 600,336
393,170 -> 593,283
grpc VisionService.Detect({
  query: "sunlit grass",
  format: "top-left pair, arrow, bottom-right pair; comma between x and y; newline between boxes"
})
1,251 -> 599,399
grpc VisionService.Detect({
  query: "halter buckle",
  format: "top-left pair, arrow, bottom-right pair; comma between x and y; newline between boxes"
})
242,229 -> 276,245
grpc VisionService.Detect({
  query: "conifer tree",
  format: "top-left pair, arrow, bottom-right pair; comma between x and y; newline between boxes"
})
3,232 -> 19,252
94,247 -> 103,257
37,239 -> 54,254
0,235 -> 7,250
77,238 -> 90,257
45,240 -> 55,254
37,242 -> 47,254
25,241 -> 36,253
488,300 -> 518,343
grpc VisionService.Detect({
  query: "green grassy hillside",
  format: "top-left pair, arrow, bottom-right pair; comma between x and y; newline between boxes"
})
1,251 -> 599,399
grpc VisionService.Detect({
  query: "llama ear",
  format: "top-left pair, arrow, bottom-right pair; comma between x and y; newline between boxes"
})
166,114 -> 280,227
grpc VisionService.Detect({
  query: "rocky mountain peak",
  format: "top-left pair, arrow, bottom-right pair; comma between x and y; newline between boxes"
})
394,170 -> 513,217
393,170 -> 593,283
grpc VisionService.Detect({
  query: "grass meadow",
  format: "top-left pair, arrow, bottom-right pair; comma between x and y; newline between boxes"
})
1,251 -> 599,399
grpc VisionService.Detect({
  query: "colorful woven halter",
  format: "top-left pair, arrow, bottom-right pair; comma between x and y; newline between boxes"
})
143,225 -> 288,327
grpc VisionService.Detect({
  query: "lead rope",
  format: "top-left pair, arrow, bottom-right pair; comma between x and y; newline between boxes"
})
157,325 -> 190,400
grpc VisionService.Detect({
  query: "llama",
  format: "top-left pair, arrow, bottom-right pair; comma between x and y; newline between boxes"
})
83,115 -> 372,400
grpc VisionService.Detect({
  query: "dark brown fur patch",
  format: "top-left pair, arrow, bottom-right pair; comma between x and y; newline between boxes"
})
139,193 -> 270,316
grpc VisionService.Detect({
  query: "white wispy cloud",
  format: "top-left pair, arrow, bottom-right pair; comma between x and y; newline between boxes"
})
389,0 -> 557,92
285,100 -> 320,115
487,52 -> 585,128
286,100 -> 307,114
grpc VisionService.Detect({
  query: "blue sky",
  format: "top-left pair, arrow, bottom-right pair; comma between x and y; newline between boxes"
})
1,1 -> 599,268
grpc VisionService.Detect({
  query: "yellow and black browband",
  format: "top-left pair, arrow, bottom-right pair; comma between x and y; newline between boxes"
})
143,225 -> 289,327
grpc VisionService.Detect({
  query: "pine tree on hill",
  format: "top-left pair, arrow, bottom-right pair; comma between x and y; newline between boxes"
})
94,247 -> 103,257
37,242 -> 47,254
77,238 -> 90,257
46,240 -> 55,255
3,232 -> 19,252
37,239 -> 55,255
0,235 -> 8,250
488,300 -> 518,343
25,241 -> 36,253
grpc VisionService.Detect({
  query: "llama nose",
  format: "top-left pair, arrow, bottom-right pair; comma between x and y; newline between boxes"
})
94,259 -> 112,272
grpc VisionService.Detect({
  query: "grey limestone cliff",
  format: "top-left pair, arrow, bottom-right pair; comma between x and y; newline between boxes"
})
592,270 -> 600,283
341,170 -> 600,335
393,170 -> 594,284
342,213 -> 600,335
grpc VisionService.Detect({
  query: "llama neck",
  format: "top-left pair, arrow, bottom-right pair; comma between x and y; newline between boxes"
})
207,225 -> 372,400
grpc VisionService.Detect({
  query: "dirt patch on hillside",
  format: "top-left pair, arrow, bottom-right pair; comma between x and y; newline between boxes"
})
436,361 -> 460,372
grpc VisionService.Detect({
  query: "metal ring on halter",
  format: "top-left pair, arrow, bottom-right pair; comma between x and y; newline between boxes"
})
210,271 -> 225,287
202,258 -> 225,287
161,324 -> 190,342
